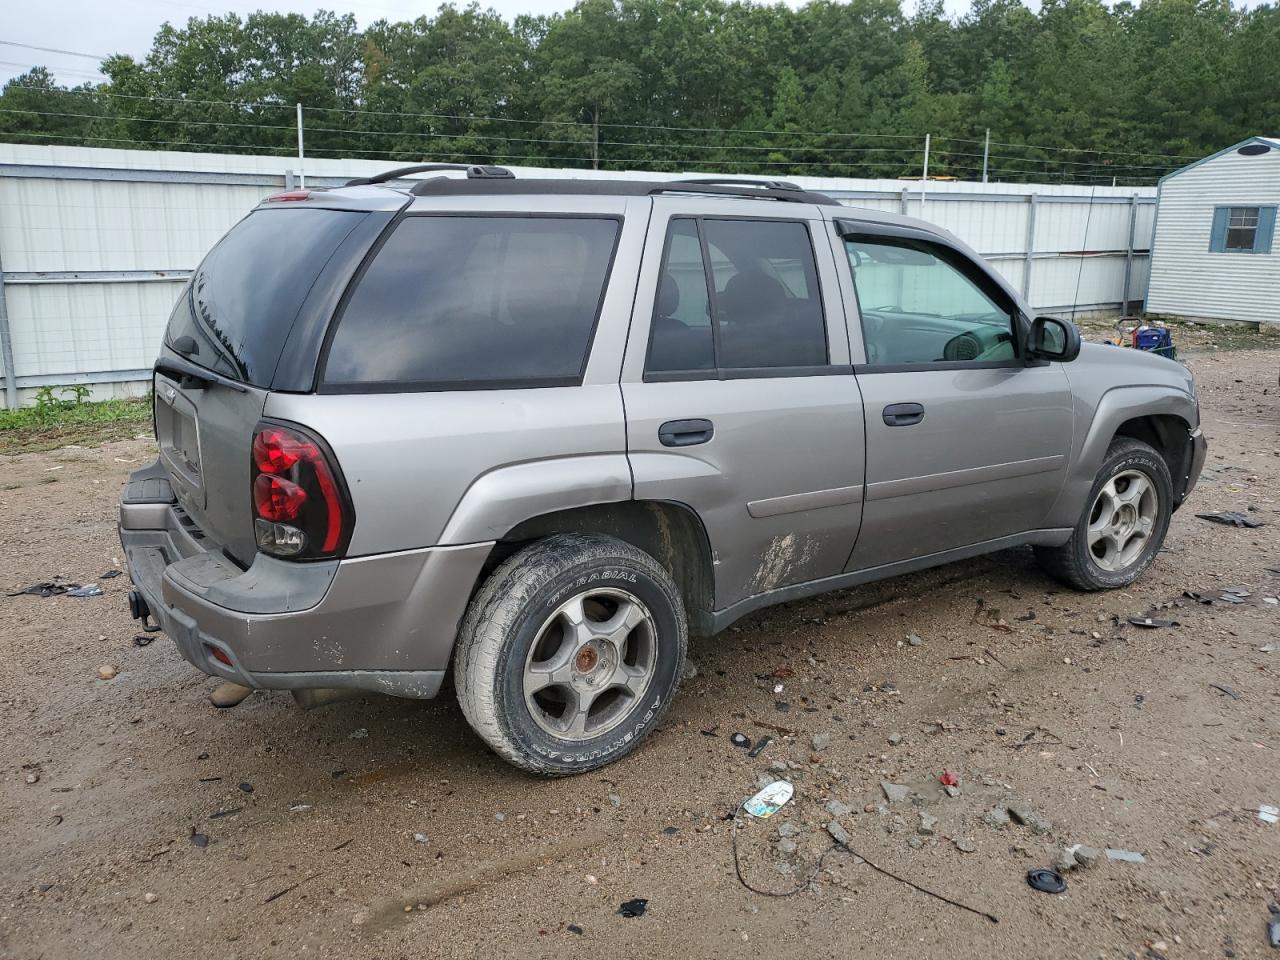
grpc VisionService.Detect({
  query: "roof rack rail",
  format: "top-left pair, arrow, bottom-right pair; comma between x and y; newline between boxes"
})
649,180 -> 831,204
672,177 -> 803,192
397,177 -> 840,205
346,163 -> 514,187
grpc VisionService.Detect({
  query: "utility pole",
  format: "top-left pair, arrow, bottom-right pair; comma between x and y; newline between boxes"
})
920,133 -> 930,215
982,128 -> 990,183
592,106 -> 600,171
296,103 -> 305,188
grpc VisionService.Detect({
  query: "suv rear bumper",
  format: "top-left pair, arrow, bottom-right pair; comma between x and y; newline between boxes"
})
118,462 -> 492,699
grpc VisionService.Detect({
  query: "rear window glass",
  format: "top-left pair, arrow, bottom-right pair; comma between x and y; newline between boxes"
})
323,216 -> 620,389
165,208 -> 365,387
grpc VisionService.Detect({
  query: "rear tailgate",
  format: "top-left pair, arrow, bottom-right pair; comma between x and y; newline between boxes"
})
154,370 -> 268,565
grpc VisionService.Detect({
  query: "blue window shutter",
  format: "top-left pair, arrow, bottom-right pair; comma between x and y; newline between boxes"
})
1208,207 -> 1229,252
1255,206 -> 1276,254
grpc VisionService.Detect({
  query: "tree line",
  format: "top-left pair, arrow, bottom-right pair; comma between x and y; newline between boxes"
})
1,0 -> 1276,184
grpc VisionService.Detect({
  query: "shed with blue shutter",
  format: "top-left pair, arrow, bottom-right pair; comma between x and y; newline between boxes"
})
1146,136 -> 1280,326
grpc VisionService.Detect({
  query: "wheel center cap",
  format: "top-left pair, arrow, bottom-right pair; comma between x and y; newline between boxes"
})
575,646 -> 600,672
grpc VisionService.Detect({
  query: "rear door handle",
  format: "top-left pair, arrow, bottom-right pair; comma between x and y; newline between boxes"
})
882,402 -> 924,427
659,418 -> 714,447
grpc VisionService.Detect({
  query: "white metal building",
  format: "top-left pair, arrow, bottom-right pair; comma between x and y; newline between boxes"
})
1146,136 -> 1280,326
0,144 -> 1157,408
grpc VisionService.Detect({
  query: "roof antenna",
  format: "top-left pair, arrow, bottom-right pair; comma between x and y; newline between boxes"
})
1070,183 -> 1098,325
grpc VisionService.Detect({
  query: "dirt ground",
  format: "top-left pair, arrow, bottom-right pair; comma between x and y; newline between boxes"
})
2,350 -> 1278,960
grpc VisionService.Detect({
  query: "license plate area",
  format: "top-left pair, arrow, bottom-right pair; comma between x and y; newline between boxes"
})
154,374 -> 204,505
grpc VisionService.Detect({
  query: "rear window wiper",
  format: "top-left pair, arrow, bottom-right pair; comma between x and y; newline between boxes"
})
154,355 -> 248,393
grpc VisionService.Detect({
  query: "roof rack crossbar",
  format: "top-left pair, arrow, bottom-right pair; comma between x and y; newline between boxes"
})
347,163 -> 514,187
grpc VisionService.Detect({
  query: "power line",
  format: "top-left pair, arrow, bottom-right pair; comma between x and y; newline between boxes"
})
2,82 -> 1206,166
0,60 -> 107,80
0,40 -> 109,61
0,107 -> 930,157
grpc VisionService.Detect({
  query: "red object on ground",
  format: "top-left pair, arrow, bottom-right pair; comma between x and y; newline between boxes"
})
940,770 -> 960,787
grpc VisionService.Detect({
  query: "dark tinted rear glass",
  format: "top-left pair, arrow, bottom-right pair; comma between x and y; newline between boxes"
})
165,208 -> 365,387
323,215 -> 620,389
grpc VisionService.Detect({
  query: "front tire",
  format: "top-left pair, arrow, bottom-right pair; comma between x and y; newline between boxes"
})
1035,437 -> 1172,591
455,533 -> 687,776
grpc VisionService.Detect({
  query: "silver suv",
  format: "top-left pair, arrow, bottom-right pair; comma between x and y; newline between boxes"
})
119,166 -> 1207,775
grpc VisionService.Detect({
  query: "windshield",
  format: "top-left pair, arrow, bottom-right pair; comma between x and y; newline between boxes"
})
165,207 -> 365,387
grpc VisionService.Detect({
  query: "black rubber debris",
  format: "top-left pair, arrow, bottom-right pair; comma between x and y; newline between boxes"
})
1026,868 -> 1066,894
1127,617 -> 1178,628
1196,511 -> 1264,528
748,735 -> 772,758
661,826 -> 679,835
190,832 -> 209,848
133,634 -> 155,647
567,924 -> 584,935
730,733 -> 751,749
238,782 -> 254,793
100,570 -> 123,579
617,898 -> 648,918
7,582 -> 71,598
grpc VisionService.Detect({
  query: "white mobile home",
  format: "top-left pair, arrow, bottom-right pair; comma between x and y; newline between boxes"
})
1146,136 -> 1280,326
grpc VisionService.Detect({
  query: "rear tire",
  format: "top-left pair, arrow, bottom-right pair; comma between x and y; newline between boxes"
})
455,533 -> 687,776
1035,437 -> 1172,591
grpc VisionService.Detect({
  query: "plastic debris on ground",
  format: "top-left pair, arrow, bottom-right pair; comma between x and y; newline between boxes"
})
100,570 -> 123,579
617,898 -> 647,918
1195,511 -> 1264,528
1258,804 -> 1279,825
1026,868 -> 1067,894
66,584 -> 103,598
730,732 -> 751,749
742,780 -> 794,819
133,635 -> 155,647
1127,617 -> 1179,628
7,582 -> 71,598
747,735 -> 772,758
939,770 -> 960,787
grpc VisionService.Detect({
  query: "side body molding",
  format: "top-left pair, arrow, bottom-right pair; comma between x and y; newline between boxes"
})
438,454 -> 634,545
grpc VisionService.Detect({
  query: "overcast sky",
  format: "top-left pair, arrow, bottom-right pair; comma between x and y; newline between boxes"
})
1,0 -> 983,87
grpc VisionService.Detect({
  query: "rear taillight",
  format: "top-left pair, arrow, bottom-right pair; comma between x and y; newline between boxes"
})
250,422 -> 353,559
264,190 -> 311,202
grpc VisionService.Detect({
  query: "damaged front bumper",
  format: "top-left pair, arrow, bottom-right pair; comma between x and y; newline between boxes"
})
1183,427 -> 1208,505
118,461 -> 491,699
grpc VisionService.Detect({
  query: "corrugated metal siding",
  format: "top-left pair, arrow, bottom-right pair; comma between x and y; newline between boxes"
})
1147,147 -> 1280,324
0,144 -> 1157,405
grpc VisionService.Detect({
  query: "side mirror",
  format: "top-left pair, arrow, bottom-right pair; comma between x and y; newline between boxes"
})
1027,316 -> 1081,362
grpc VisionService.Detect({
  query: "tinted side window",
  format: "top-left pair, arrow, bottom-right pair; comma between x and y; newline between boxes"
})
843,237 -> 1016,366
165,208 -> 366,387
325,216 -> 620,388
645,218 -> 828,375
647,219 -> 714,373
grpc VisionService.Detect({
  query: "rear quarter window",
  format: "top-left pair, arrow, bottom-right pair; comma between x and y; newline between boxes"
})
322,215 -> 621,390
165,207 -> 366,387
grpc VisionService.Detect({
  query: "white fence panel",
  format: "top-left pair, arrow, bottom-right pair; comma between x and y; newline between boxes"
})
0,144 -> 1157,408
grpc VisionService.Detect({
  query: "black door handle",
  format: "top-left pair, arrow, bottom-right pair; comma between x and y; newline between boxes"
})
659,418 -> 714,447
883,402 -> 925,426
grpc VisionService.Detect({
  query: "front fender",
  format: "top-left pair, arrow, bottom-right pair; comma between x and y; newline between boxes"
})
437,454 -> 633,545
1044,385 -> 1198,529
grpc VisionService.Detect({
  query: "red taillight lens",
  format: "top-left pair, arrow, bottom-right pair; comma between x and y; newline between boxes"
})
265,190 -> 311,202
250,422 -> 352,559
253,474 -> 307,521
253,428 -> 304,475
